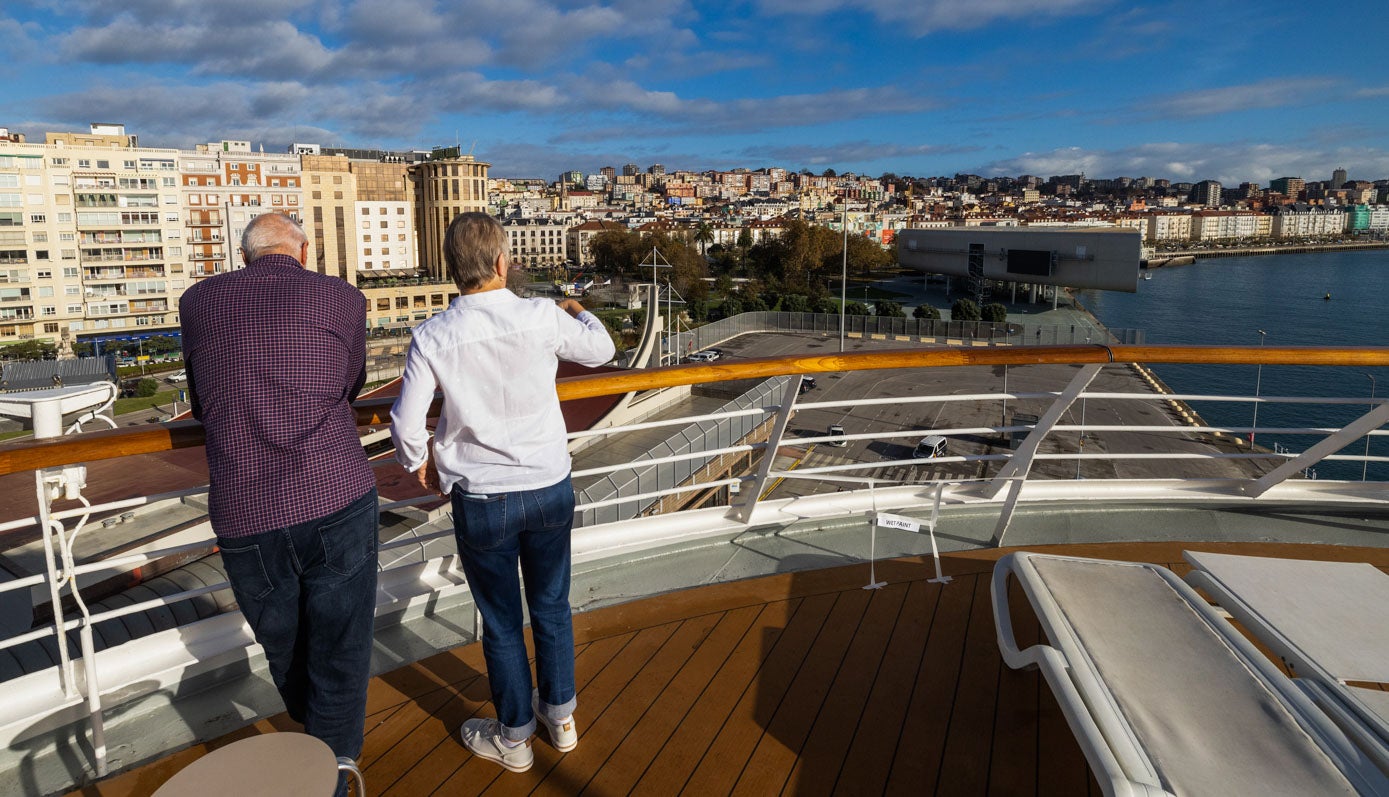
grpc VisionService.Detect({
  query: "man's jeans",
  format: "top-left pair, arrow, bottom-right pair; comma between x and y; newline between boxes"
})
217,488 -> 379,761
452,476 -> 578,742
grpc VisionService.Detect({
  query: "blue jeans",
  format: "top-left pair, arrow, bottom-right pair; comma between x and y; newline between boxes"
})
452,476 -> 578,742
217,488 -> 379,763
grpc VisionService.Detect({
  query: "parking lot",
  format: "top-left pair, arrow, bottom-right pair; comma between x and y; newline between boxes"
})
705,332 -> 1266,501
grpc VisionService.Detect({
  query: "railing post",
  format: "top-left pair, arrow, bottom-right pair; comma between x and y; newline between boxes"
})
728,376 -> 801,524
1243,399 -> 1389,497
987,363 -> 1104,547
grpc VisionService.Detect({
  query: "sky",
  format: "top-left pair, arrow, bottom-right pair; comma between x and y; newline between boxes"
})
3,1 -> 1389,185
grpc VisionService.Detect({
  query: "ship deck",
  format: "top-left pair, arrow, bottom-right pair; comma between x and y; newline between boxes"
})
71,540 -> 1389,796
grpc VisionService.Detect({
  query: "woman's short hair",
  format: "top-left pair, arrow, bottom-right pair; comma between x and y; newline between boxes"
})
444,213 -> 507,291
241,213 -> 307,263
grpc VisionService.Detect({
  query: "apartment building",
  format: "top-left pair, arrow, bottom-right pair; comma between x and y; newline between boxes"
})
1146,212 -> 1192,243
1190,210 -> 1261,241
414,149 -> 490,282
180,140 -> 303,279
504,217 -> 572,268
1271,205 -> 1348,238
0,125 -> 187,352
567,220 -> 625,268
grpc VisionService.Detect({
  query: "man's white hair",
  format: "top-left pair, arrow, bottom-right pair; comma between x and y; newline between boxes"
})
241,213 -> 308,264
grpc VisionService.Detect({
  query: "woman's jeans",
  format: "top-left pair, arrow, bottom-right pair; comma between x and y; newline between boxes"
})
452,475 -> 578,741
216,488 -> 379,762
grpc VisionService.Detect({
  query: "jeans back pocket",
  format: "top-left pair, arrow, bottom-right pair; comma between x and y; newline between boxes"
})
452,491 -> 511,552
218,542 -> 275,602
317,496 -> 378,577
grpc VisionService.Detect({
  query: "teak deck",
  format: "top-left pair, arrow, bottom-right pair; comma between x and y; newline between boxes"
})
73,541 -> 1389,796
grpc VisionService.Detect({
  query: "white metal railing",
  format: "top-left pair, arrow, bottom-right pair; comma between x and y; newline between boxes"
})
1,355 -> 1387,787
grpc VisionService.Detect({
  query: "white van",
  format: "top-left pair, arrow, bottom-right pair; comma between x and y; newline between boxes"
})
912,435 -> 947,459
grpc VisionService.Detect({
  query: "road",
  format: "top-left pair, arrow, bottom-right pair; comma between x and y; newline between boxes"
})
705,332 -> 1267,502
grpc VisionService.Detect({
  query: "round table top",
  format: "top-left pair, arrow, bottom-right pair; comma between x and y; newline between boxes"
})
152,732 -> 339,797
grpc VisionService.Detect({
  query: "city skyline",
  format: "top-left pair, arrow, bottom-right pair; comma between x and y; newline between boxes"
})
4,1 -> 1389,184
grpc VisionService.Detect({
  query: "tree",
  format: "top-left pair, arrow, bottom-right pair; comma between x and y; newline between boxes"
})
687,297 -> 709,322
630,308 -> 646,329
694,222 -> 715,257
714,273 -> 735,298
844,301 -> 870,316
951,298 -> 982,321
1,339 -> 57,360
780,294 -> 810,313
874,300 -> 906,318
913,303 -> 942,320
742,293 -> 769,312
822,168 -> 837,178
844,233 -> 894,275
981,302 -> 1008,323
144,335 -> 181,355
809,296 -> 838,315
72,341 -> 95,357
136,378 -> 159,398
722,296 -> 744,317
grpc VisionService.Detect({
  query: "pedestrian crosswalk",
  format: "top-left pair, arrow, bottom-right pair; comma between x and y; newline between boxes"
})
782,447 -> 951,489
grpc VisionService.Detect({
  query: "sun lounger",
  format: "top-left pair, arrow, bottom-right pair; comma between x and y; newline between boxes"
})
1183,551 -> 1389,772
992,552 -> 1389,796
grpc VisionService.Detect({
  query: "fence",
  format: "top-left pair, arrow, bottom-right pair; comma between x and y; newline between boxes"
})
575,376 -> 791,527
662,312 -> 1142,359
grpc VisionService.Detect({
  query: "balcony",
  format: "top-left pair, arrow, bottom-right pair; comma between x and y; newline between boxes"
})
189,250 -> 225,261
0,308 -> 34,319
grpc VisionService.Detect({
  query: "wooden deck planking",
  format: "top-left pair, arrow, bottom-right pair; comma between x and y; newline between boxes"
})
73,541 -> 1389,796
629,599 -> 799,796
781,581 -> 910,796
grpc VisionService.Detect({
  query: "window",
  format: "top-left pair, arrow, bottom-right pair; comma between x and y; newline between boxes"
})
34,249 -> 48,259
60,232 -> 74,241
52,158 -> 68,166
124,160 -> 136,169
376,298 -> 390,310
67,303 -> 82,314
33,232 -> 48,242
162,177 -> 176,187
63,267 -> 78,278
333,176 -> 342,185
58,213 -> 72,223
36,269 -> 51,279
43,322 -> 58,333
42,306 -> 56,316
65,286 -> 79,296
96,160 -> 109,169
379,221 -> 387,228
78,160 -> 91,168
333,191 -> 342,199
29,214 -> 44,224
38,286 -> 53,297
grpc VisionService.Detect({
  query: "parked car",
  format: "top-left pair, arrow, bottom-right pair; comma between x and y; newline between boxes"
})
912,435 -> 948,459
688,349 -> 722,363
799,376 -> 817,393
165,369 -> 188,383
827,424 -> 847,447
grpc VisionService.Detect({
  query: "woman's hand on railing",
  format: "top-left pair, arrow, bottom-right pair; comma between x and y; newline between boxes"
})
414,451 -> 444,497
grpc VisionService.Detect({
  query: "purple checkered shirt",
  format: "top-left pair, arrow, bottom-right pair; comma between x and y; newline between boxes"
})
179,254 -> 374,539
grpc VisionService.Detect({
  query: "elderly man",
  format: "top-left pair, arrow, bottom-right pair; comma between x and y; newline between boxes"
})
180,213 -> 377,788
391,212 -> 614,773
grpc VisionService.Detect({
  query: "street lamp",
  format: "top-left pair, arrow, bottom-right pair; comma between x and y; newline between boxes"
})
1364,373 -> 1377,481
1251,329 -> 1267,445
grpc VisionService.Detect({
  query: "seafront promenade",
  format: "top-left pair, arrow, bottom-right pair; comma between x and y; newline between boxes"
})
1155,240 -> 1389,261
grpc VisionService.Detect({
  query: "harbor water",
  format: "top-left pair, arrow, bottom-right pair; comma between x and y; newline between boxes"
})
1075,249 -> 1389,481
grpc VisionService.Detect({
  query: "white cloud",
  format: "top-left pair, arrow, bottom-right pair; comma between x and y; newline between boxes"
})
981,142 -> 1389,185
755,0 -> 1109,36
1142,78 -> 1339,119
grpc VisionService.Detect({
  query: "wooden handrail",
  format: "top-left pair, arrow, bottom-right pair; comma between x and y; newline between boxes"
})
3,344 -> 1388,476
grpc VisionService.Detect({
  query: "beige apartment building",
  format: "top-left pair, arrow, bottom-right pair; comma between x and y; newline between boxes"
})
180,140 -> 303,279
1,124 -> 187,353
504,217 -> 572,269
414,149 -> 490,282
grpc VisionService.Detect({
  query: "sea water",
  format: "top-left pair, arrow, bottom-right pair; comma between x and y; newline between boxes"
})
1075,249 -> 1389,481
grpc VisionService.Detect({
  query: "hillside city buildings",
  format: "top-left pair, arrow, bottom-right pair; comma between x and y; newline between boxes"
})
2,123 -> 1389,352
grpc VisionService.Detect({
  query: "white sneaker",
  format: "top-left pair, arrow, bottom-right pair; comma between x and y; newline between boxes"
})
460,717 -> 534,772
532,689 -> 578,752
